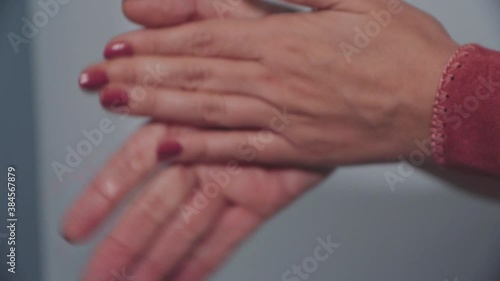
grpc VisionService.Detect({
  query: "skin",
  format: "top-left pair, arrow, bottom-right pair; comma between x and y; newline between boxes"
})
66,0 -> 459,280
63,124 -> 327,281
121,0 -> 297,26
83,0 -> 458,168
64,2 -> 327,281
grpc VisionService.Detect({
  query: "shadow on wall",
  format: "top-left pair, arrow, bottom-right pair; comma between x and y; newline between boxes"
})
422,164 -> 500,203
422,162 -> 500,280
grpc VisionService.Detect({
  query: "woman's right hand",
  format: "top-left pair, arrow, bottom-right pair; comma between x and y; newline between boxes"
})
83,0 -> 458,170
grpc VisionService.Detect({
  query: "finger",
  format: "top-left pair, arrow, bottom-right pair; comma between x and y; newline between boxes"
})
122,0 -> 194,28
61,123 -> 185,242
158,129 -> 308,168
131,184 -> 227,281
169,207 -> 261,281
80,166 -> 195,281
99,85 -> 276,129
104,20 -> 263,60
79,57 -> 264,94
121,0 -> 296,28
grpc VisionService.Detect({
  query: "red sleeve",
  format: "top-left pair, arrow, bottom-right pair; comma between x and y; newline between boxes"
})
431,44 -> 500,177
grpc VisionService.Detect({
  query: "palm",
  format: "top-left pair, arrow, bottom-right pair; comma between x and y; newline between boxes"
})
63,123 -> 328,281
199,164 -> 326,217
161,163 -> 327,280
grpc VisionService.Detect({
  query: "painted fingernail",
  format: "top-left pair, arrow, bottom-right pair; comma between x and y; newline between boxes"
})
104,42 -> 133,59
158,140 -> 183,160
100,88 -> 129,109
79,70 -> 109,90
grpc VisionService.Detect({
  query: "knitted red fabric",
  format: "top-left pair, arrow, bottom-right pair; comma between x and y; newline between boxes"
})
431,44 -> 500,176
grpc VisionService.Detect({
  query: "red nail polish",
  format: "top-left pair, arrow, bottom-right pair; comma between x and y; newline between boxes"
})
100,88 -> 129,109
158,141 -> 183,160
79,70 -> 109,90
104,42 -> 133,59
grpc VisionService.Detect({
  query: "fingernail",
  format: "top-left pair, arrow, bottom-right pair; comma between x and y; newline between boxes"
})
158,141 -> 183,160
100,88 -> 129,108
104,42 -> 133,59
79,70 -> 109,90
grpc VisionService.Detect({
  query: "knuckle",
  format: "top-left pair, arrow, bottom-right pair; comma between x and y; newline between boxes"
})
197,94 -> 228,126
180,65 -> 211,90
106,234 -> 135,255
186,29 -> 216,55
277,36 -> 302,54
137,201 -> 164,224
114,60 -> 139,85
91,178 -> 115,203
141,89 -> 157,116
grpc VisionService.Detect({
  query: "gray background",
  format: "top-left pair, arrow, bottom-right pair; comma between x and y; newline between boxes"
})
1,0 -> 500,281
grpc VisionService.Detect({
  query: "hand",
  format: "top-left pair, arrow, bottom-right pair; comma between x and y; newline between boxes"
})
65,3 -> 327,281
62,123 -> 328,281
80,0 -> 459,169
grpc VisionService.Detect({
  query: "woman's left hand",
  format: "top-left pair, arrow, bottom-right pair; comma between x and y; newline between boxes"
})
80,0 -> 458,168
63,122 -> 328,281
